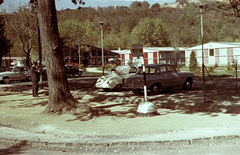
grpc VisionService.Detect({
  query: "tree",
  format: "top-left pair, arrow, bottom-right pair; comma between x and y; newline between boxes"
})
189,50 -> 198,72
131,18 -> 170,47
35,0 -> 78,114
0,13 -> 12,67
150,3 -> 160,10
129,1 -> 142,9
142,1 -> 150,8
178,0 -> 188,7
5,4 -> 37,66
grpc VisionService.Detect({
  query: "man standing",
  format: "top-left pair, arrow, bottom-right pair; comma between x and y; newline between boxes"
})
30,62 -> 38,97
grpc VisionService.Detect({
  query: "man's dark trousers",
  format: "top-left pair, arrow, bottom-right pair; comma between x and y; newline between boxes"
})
32,81 -> 38,97
30,65 -> 39,97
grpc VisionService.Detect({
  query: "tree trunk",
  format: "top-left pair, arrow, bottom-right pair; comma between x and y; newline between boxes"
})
37,0 -> 77,114
26,52 -> 30,66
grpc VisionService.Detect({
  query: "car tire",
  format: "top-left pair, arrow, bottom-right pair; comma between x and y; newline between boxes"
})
3,77 -> 9,84
26,76 -> 31,82
183,79 -> 192,90
113,84 -> 123,92
78,72 -> 82,76
150,84 -> 161,95
132,89 -> 141,95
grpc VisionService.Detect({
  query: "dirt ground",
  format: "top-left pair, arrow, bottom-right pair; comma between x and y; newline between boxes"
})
0,76 -> 240,138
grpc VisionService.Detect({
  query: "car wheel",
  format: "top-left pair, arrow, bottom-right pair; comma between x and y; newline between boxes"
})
183,79 -> 192,90
26,76 -> 31,82
72,74 -> 75,76
150,84 -> 161,95
113,84 -> 123,92
78,72 -> 82,76
3,77 -> 9,84
132,89 -> 141,95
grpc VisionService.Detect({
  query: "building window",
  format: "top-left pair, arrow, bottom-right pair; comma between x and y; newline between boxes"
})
210,49 -> 214,56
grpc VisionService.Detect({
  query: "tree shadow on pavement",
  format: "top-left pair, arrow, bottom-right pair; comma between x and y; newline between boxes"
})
0,140 -> 28,155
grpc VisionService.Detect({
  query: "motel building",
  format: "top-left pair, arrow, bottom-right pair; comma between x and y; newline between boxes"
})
185,42 -> 240,67
112,47 -> 188,67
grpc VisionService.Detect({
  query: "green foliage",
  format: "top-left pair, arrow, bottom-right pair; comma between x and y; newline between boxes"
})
3,1 -> 240,57
225,62 -> 234,72
79,64 -> 84,69
58,20 -> 98,55
207,63 -> 218,73
0,14 -> 12,67
195,66 -> 202,74
131,18 -> 170,47
189,51 -> 198,72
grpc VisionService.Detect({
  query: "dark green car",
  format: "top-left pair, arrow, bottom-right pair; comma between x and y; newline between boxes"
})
122,64 -> 194,95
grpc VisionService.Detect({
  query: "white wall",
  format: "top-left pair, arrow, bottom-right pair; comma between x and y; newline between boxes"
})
219,48 -> 228,65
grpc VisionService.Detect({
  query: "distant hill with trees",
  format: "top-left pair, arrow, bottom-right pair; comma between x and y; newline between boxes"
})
3,0 -> 240,59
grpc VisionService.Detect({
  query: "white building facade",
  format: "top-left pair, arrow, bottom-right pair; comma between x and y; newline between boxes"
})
112,47 -> 187,67
185,42 -> 240,66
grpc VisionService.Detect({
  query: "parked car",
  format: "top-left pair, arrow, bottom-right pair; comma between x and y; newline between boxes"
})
65,65 -> 83,76
122,63 -> 194,95
95,65 -> 137,92
0,67 -> 5,72
0,66 -> 31,84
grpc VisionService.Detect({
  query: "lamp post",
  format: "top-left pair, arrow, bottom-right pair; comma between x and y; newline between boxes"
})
100,22 -> 104,75
77,40 -> 81,69
199,4 -> 206,104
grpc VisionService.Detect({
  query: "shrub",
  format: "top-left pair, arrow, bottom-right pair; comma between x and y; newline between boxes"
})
194,66 -> 202,74
189,50 -> 198,72
225,62 -> 234,72
207,63 -> 218,73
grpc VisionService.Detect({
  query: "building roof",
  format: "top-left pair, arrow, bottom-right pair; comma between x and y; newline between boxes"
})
112,47 -> 189,54
186,42 -> 240,50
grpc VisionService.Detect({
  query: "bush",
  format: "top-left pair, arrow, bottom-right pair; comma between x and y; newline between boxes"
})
207,63 -> 218,73
189,50 -> 198,72
194,66 -> 202,74
225,63 -> 234,72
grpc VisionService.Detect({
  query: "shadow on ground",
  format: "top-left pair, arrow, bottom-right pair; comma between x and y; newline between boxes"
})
1,76 -> 240,122
0,140 -> 28,155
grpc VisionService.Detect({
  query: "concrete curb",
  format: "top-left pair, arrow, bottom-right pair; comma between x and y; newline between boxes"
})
1,135 -> 240,152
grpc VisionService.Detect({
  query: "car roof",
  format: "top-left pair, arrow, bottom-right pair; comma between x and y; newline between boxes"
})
143,63 -> 173,68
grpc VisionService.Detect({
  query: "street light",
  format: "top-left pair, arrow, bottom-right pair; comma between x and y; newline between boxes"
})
100,22 -> 104,75
77,40 -> 81,69
199,4 -> 206,104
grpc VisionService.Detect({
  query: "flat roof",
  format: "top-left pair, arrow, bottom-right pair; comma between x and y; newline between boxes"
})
186,42 -> 240,50
112,47 -> 188,54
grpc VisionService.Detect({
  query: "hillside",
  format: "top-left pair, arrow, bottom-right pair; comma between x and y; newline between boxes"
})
164,0 -> 228,8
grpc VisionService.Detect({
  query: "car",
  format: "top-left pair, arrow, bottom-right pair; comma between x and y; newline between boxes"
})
65,65 -> 83,76
0,67 -> 5,72
122,63 -> 194,95
0,66 -> 31,84
95,65 -> 137,92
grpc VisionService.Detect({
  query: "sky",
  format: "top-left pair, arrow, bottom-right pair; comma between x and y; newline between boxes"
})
0,0 -> 176,12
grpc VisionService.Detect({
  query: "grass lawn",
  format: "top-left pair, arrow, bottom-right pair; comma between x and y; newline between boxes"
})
180,66 -> 240,78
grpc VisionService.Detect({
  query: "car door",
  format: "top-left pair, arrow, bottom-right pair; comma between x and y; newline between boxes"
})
10,67 -> 20,80
19,67 -> 28,80
166,65 -> 182,87
157,66 -> 171,88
